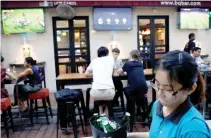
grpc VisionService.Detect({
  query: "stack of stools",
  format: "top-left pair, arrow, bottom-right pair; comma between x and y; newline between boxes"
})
56,89 -> 87,138
28,88 -> 53,125
1,98 -> 14,138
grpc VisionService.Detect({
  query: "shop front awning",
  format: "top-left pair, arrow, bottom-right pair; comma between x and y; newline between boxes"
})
2,1 -> 211,8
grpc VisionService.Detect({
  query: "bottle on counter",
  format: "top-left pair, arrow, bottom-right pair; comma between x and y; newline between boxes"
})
12,66 -> 17,77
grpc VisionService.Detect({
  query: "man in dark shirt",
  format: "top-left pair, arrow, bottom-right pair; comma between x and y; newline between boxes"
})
184,33 -> 196,54
117,50 -> 148,119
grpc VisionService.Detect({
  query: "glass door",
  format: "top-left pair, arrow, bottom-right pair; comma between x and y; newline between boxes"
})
138,16 -> 169,69
73,19 -> 90,73
53,17 -> 90,76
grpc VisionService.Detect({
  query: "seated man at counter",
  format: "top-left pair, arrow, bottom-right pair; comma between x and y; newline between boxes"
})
85,46 -> 115,115
117,50 -> 148,120
191,47 -> 204,65
112,48 -> 124,106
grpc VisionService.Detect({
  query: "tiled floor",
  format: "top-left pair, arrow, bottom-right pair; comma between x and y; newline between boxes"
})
1,116 -> 149,138
1,89 -> 153,138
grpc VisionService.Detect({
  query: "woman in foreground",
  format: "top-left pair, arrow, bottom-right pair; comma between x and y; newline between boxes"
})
150,50 -> 211,138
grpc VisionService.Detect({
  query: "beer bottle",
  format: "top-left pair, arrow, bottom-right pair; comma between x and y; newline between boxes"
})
120,112 -> 130,126
102,120 -> 115,133
92,113 -> 99,128
109,121 -> 117,130
96,119 -> 104,132
93,113 -> 99,120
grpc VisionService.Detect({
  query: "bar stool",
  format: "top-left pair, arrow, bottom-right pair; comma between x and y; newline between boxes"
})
56,89 -> 86,138
129,95 -> 150,132
1,98 -> 14,138
28,88 -> 53,125
85,88 -> 91,117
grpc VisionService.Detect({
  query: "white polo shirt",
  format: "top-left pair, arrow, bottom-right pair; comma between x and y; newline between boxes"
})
85,56 -> 115,89
191,54 -> 204,65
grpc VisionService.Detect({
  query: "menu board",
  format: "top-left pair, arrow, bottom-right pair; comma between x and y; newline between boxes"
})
93,8 -> 132,31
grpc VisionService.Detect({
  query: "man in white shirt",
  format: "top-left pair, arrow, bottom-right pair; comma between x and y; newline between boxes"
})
85,47 -> 115,115
191,47 -> 204,65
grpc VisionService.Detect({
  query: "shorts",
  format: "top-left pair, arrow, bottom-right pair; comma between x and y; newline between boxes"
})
90,89 -> 115,101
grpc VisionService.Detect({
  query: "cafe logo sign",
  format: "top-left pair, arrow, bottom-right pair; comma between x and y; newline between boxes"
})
53,1 -> 77,6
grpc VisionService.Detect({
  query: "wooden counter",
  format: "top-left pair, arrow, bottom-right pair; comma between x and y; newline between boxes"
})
56,69 -> 153,81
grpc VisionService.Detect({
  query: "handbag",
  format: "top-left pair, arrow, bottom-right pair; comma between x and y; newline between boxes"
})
21,84 -> 41,93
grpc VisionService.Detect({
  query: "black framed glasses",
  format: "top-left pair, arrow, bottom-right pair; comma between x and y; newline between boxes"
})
150,78 -> 182,96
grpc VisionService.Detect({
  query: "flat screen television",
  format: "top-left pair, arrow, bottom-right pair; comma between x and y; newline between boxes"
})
93,7 -> 132,31
179,8 -> 210,29
1,8 -> 45,34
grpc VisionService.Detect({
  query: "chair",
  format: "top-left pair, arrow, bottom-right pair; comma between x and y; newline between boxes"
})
1,98 -> 14,138
28,88 -> 52,125
204,71 -> 211,119
28,67 -> 53,125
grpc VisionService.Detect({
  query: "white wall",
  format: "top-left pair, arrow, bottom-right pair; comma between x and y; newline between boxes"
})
2,7 -> 211,92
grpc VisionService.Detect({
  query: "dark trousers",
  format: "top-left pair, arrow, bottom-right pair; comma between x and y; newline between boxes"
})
124,85 -> 148,115
112,78 -> 123,105
13,84 -> 24,105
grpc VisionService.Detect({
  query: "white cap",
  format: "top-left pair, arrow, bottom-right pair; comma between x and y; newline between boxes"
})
126,112 -> 130,116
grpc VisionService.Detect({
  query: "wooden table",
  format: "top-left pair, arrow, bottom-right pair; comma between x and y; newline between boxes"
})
56,69 -> 153,90
56,69 -> 155,114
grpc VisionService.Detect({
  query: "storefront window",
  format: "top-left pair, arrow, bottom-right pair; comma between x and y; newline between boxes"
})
56,20 -> 69,28
74,20 -> 86,27
139,19 -> 150,27
154,19 -> 165,27
154,28 -> 165,45
57,30 -> 69,49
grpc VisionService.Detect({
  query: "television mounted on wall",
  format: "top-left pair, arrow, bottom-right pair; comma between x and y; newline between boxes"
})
178,8 -> 210,30
1,8 -> 45,34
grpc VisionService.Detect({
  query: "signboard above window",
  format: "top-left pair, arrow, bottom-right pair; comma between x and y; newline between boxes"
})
93,7 -> 132,31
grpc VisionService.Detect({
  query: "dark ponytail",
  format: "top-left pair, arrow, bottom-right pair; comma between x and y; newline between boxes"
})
25,57 -> 37,66
190,72 -> 206,105
156,50 -> 206,105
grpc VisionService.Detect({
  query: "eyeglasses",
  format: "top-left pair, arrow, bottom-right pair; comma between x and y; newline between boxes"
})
150,78 -> 182,96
